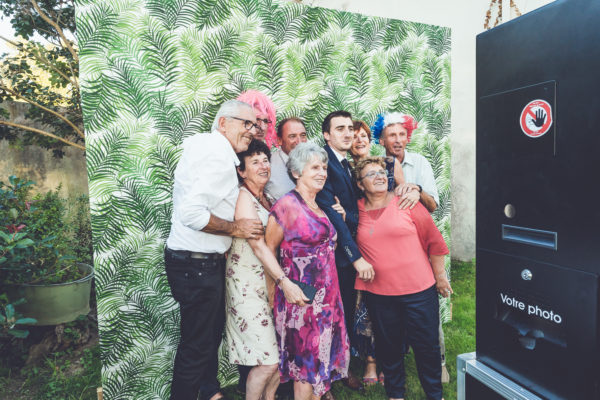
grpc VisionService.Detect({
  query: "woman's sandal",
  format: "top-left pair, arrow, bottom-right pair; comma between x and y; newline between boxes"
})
362,377 -> 378,386
363,359 -> 379,386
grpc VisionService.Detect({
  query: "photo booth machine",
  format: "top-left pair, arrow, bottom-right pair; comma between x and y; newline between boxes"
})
459,0 -> 600,399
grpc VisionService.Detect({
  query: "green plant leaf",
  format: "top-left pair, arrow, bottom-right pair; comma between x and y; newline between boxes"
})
14,238 -> 34,248
5,304 -> 15,320
15,317 -> 37,325
8,329 -> 30,338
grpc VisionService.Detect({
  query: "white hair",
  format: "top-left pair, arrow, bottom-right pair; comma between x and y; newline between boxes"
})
287,142 -> 328,183
383,112 -> 410,129
211,100 -> 254,132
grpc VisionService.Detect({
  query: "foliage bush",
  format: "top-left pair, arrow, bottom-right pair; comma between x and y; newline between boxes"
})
0,294 -> 37,340
0,176 -> 92,285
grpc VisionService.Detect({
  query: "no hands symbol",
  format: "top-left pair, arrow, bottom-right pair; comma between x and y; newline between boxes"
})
520,99 -> 553,138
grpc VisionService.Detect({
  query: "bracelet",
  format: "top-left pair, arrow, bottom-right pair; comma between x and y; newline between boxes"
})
275,274 -> 287,287
436,272 -> 447,280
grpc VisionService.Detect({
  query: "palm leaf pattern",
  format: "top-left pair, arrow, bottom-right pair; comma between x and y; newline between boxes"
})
76,0 -> 451,397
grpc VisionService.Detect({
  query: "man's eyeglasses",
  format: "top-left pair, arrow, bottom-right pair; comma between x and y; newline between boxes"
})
256,117 -> 272,126
228,116 -> 259,131
360,170 -> 387,180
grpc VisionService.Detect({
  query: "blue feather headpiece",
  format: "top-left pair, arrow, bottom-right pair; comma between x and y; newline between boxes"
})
370,112 -> 418,144
370,114 -> 385,144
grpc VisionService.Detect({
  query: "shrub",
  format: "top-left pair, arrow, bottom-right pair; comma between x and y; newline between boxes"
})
0,176 -> 91,285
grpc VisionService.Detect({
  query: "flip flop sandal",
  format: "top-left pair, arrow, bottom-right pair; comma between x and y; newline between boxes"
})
362,377 -> 378,386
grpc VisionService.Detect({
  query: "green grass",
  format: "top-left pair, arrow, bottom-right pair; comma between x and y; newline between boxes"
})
0,344 -> 102,400
224,259 -> 476,399
1,260 -> 474,399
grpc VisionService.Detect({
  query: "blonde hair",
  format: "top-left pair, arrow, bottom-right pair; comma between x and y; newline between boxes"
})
354,156 -> 386,181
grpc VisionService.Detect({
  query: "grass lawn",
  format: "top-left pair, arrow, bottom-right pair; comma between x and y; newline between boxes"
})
224,259 -> 476,400
1,260 -> 474,399
0,342 -> 101,400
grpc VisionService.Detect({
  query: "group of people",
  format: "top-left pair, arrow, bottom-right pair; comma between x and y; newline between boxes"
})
164,90 -> 452,400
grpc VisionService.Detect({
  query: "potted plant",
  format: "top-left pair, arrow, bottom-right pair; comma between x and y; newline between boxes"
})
0,176 -> 93,325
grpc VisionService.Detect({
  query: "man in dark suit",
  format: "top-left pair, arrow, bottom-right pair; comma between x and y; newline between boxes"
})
316,110 -> 375,395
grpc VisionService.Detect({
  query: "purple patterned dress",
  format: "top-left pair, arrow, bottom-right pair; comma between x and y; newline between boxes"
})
270,190 -> 350,395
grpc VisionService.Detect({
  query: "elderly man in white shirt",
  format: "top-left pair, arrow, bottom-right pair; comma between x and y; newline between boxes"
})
378,112 -> 439,212
165,100 -> 264,400
265,117 -> 308,200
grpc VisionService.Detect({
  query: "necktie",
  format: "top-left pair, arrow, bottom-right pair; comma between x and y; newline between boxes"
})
341,158 -> 352,178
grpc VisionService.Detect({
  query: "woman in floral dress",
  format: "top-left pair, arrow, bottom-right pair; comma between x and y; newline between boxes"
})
265,142 -> 350,400
225,140 -> 307,400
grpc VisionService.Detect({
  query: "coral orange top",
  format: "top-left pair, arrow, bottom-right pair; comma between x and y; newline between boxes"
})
355,196 -> 449,296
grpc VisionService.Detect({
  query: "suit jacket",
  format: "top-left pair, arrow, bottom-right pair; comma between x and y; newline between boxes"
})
316,145 -> 361,268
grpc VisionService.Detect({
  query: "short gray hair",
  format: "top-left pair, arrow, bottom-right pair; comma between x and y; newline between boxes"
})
287,142 -> 328,182
211,100 -> 254,132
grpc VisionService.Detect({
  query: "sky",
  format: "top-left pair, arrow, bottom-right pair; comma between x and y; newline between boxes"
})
0,15 -> 17,55
0,14 -> 53,55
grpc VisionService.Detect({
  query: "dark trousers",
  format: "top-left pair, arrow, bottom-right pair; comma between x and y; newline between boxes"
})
366,285 -> 442,400
164,248 -> 226,400
337,265 -> 358,349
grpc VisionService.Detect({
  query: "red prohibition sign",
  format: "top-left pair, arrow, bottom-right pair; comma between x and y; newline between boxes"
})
520,99 -> 553,138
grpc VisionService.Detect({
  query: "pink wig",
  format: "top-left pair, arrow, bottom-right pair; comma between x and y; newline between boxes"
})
236,90 -> 277,147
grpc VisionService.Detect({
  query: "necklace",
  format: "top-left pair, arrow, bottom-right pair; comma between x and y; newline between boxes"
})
305,199 -> 319,210
367,207 -> 386,235
243,183 -> 271,210
365,193 -> 392,235
296,190 -> 319,211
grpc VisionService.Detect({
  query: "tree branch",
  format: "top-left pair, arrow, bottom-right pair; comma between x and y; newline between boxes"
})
30,46 -> 79,91
0,35 -> 18,47
64,59 -> 80,93
0,120 -> 85,151
0,85 -> 85,139
30,0 -> 79,63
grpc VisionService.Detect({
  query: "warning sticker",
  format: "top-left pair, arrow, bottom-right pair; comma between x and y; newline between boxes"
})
520,99 -> 553,138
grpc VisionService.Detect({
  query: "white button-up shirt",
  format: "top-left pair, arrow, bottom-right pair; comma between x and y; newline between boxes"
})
401,150 -> 439,206
166,130 -> 240,253
265,149 -> 296,200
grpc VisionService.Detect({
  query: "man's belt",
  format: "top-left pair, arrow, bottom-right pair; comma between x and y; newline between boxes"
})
166,247 -> 225,260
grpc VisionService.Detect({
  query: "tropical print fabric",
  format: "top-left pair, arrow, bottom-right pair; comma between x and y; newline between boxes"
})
75,0 -> 451,396
224,188 -> 278,366
270,191 -> 349,396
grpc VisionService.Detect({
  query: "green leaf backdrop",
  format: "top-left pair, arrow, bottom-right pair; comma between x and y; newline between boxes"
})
76,0 -> 451,398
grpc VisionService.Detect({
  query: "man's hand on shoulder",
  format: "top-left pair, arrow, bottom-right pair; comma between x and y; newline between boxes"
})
395,183 -> 420,209
353,257 -> 375,282
232,218 -> 264,240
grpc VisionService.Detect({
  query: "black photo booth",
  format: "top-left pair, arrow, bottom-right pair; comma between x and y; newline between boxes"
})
461,0 -> 600,398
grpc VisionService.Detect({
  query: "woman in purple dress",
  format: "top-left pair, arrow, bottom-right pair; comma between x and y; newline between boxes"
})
265,142 -> 350,400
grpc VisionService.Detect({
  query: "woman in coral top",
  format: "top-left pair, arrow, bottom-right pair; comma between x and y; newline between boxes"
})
354,157 -> 452,400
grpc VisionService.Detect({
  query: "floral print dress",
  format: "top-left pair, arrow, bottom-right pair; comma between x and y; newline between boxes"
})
270,190 -> 350,395
225,187 -> 278,366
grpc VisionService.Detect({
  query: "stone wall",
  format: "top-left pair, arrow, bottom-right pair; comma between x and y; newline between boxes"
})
0,101 -> 88,198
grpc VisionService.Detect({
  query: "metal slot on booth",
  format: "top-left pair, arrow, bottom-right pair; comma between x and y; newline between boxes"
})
501,225 -> 557,250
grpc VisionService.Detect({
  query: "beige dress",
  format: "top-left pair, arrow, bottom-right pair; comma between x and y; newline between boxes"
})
224,187 -> 278,365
